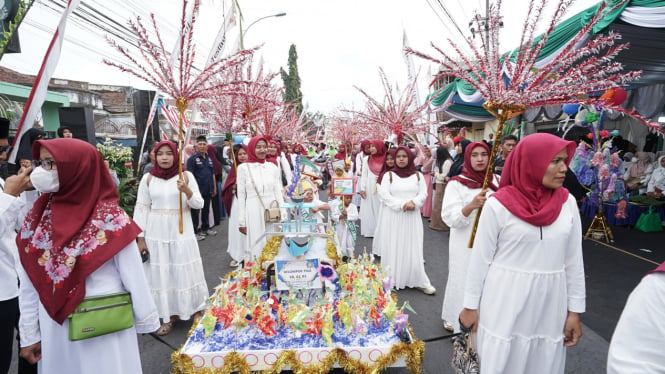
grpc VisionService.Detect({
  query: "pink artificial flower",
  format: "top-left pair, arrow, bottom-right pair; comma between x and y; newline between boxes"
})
599,130 -> 610,139
599,164 -> 610,179
591,152 -> 604,167
610,153 -> 620,167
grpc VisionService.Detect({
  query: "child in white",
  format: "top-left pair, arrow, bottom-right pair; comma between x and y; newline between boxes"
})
331,195 -> 359,258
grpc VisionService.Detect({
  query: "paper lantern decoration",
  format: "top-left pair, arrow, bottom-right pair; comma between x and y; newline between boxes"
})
562,103 -> 580,116
600,88 -> 627,106
575,109 -> 589,125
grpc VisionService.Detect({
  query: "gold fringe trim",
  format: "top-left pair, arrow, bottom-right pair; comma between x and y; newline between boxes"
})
171,326 -> 424,374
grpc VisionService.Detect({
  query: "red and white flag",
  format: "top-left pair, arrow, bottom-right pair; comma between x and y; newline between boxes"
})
9,0 -> 81,163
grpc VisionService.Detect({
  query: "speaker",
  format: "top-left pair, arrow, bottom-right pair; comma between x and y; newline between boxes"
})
58,107 -> 95,144
133,90 -> 159,164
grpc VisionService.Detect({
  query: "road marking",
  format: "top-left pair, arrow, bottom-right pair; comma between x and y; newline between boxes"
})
588,239 -> 660,266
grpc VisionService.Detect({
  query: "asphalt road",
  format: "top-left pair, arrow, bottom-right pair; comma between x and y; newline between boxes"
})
10,203 -> 664,373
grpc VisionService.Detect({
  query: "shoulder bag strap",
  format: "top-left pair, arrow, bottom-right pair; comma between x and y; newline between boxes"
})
247,165 -> 266,210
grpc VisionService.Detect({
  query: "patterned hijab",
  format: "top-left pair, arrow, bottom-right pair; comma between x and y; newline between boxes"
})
18,139 -> 141,324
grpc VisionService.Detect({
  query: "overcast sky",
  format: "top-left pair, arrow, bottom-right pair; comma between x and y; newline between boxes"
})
2,0 -> 599,114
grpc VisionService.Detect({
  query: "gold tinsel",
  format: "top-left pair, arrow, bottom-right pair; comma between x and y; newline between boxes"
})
257,232 -> 341,268
324,229 -> 341,265
258,235 -> 283,265
171,326 -> 424,374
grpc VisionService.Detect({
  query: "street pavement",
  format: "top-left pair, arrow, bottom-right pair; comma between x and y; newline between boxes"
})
10,204 -> 664,373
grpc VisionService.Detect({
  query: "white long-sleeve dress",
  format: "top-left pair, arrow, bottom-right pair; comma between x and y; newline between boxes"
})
440,178 -> 496,332
236,162 -> 285,260
330,199 -> 359,257
377,172 -> 433,290
607,272 -> 665,373
133,171 -> 210,320
226,195 -> 246,263
463,194 -> 586,374
18,242 -> 160,374
372,179 -> 389,256
359,157 -> 381,237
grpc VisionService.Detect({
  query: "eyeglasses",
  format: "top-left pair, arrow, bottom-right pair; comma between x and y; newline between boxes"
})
31,160 -> 56,170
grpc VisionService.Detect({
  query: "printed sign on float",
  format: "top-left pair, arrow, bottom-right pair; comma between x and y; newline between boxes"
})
275,259 -> 321,290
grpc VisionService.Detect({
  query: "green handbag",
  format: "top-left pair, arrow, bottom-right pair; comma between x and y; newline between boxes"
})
68,292 -> 134,341
634,206 -> 663,232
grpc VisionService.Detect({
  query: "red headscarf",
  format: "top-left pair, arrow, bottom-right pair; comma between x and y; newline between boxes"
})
246,136 -> 267,164
18,139 -> 141,324
221,145 -> 248,215
368,140 -> 387,175
647,261 -> 665,275
292,143 -> 304,155
265,139 -> 279,165
492,133 -> 576,227
377,149 -> 397,184
450,142 -> 498,191
334,144 -> 347,160
149,141 -> 179,180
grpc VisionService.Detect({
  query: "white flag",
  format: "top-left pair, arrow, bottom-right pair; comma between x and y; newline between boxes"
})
9,0 -> 81,163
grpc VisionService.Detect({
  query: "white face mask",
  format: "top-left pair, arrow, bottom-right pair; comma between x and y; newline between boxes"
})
30,167 -> 60,193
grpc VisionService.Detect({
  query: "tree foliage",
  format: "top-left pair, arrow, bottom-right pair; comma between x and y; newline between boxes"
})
280,44 -> 303,116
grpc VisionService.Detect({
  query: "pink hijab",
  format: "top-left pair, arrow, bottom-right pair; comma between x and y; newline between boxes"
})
492,133 -> 576,227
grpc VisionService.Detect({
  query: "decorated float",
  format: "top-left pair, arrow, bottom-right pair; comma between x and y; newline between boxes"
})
172,188 -> 424,373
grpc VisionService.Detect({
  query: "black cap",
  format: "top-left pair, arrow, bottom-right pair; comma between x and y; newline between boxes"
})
0,118 -> 9,139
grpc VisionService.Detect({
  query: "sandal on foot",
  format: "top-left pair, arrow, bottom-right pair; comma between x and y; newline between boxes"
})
155,320 -> 175,336
191,311 -> 204,321
229,260 -> 239,267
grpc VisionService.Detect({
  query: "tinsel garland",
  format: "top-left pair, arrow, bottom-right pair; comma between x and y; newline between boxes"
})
258,235 -> 283,265
170,326 -> 424,374
257,232 -> 341,267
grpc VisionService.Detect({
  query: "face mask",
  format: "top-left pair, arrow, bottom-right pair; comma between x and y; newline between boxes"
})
30,167 -> 60,193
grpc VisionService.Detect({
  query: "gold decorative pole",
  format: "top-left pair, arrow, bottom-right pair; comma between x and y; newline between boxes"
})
467,102 -> 525,248
176,97 -> 189,234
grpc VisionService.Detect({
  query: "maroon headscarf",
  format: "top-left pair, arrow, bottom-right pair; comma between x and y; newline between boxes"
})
377,149 -> 397,184
492,133 -> 576,227
149,141 -> 179,180
221,145 -> 248,215
207,144 -> 223,175
367,140 -> 387,175
392,146 -> 418,179
18,139 -> 141,324
450,141 -> 498,191
246,136 -> 268,164
360,140 -> 371,156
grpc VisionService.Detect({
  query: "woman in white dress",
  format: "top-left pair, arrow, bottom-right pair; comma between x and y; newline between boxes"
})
440,141 -> 499,332
377,146 -> 436,294
359,140 -> 386,238
237,136 -> 285,260
429,146 -> 453,231
18,138 -> 159,373
459,133 -> 585,374
372,149 -> 396,257
134,141 -> 209,335
221,144 -> 248,267
607,261 -> 665,373
646,155 -> 665,198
